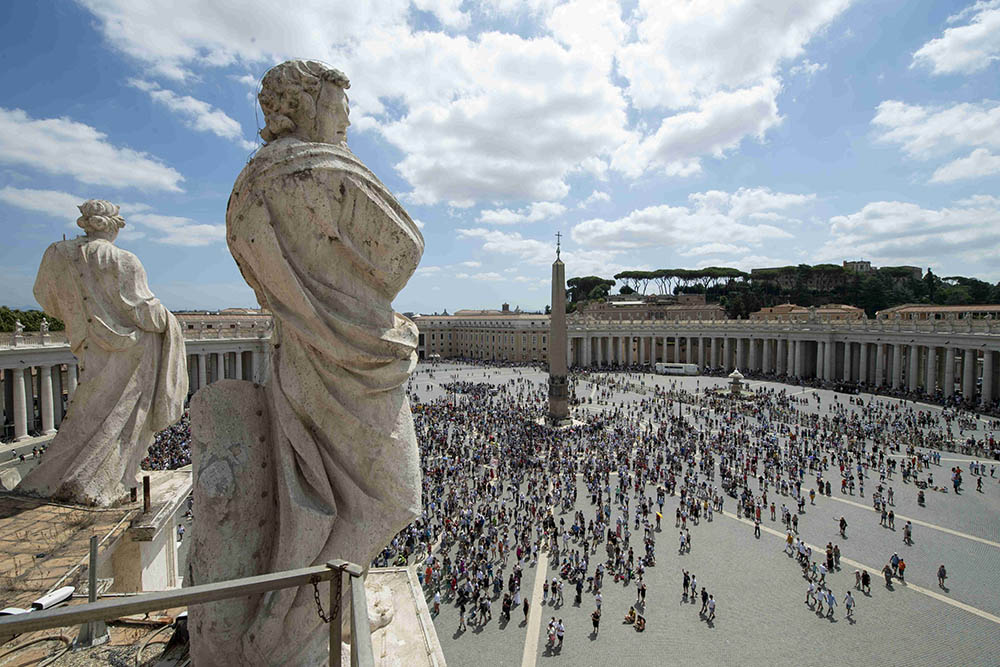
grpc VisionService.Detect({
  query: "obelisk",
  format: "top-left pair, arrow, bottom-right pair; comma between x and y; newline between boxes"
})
548,233 -> 569,424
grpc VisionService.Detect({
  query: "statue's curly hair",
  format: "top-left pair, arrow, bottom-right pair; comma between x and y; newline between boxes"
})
258,60 -> 350,143
77,199 -> 125,235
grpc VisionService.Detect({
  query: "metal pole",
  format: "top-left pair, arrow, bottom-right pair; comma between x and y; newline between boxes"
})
74,535 -> 108,648
330,566 -> 342,664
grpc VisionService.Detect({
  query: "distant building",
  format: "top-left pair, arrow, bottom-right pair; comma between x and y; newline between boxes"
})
577,293 -> 725,321
750,303 -> 864,321
842,260 -> 873,274
413,307 -> 549,362
876,304 -> 1000,320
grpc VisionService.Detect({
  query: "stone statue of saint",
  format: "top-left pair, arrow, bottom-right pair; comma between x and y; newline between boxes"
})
13,320 -> 23,336
188,60 -> 423,666
39,317 -> 49,334
17,200 -> 187,506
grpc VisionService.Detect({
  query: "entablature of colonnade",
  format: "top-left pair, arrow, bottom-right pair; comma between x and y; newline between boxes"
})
566,317 -> 1000,350
0,331 -> 273,369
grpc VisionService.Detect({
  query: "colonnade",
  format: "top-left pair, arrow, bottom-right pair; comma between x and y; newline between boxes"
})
1,345 -> 268,443
568,332 -> 999,406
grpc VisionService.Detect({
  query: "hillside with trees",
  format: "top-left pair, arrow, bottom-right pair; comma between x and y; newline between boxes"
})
0,307 -> 64,332
564,265 -> 1000,319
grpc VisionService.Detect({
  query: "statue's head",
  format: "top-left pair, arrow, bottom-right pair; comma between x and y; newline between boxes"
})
258,60 -> 351,145
77,199 -> 125,242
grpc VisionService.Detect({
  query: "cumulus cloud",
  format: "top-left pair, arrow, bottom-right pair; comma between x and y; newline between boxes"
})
578,190 -> 611,209
872,99 -> 1000,158
129,79 -> 256,150
74,0 -> 851,205
912,0 -> 1000,75
930,148 -> 1000,182
456,227 -> 626,277
821,196 -> 1000,268
0,186 -> 222,246
570,187 -> 810,249
0,108 -> 183,192
616,0 -> 850,110
129,213 -> 226,246
478,201 -> 567,224
682,242 -> 751,256
789,60 -> 827,77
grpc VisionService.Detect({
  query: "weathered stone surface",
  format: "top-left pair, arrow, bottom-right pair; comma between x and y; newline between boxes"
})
189,60 -> 423,666
17,200 -> 187,506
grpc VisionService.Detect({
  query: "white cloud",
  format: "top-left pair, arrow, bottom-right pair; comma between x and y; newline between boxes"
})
74,0 -> 833,206
930,148 -> 1000,182
872,99 -> 1000,159
789,59 -> 827,77
912,0 -> 1000,75
570,187 -> 809,249
616,0 -> 850,110
414,265 -> 443,276
413,0 -> 471,28
478,201 -> 567,224
682,243 -> 751,256
129,79 -> 256,150
821,197 -> 1000,267
459,260 -> 481,267
0,186 -> 220,246
0,187 -> 85,221
129,213 -> 226,246
0,108 -> 183,192
456,227 -> 626,277
578,190 -> 611,208
612,80 -> 783,178
454,271 -> 505,281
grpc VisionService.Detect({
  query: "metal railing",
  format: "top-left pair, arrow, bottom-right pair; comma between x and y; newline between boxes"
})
0,560 -> 374,667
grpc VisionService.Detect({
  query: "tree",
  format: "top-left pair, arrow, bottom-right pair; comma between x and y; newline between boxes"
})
567,276 -> 615,303
619,284 -> 636,295
0,307 -> 65,332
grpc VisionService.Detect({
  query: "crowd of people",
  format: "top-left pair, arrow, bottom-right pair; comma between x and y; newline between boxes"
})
373,358 -> 997,652
142,411 -> 192,470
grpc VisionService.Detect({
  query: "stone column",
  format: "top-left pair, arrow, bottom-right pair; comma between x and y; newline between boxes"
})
748,338 -> 758,371
908,345 -> 920,392
815,342 -> 823,378
891,344 -> 902,389
843,342 -> 852,382
12,367 -> 28,441
639,337 -> 646,366
734,338 -> 743,370
723,338 -> 732,370
776,339 -> 785,374
197,353 -> 208,390
786,338 -> 795,376
824,340 -> 835,381
792,340 -> 801,378
962,348 -> 976,402
858,343 -> 868,385
52,364 -> 64,426
981,351 -> 994,405
234,350 -> 244,380
925,346 -> 936,394
214,352 -> 223,382
39,365 -> 55,435
709,337 -> 718,368
874,344 -> 885,387
943,347 -> 955,397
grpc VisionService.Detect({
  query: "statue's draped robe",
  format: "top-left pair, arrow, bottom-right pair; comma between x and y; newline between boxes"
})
214,137 -> 422,664
19,237 -> 186,505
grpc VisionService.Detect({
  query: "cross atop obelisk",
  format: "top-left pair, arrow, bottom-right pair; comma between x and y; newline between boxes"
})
548,233 -> 569,425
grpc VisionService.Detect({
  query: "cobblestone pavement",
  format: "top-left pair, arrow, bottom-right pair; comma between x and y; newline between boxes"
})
414,363 -> 1000,667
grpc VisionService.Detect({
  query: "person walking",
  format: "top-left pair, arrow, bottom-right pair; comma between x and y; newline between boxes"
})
707,595 -> 716,621
556,618 -> 565,648
937,564 -> 948,588
700,586 -> 709,613
591,608 -> 601,635
844,591 -> 855,619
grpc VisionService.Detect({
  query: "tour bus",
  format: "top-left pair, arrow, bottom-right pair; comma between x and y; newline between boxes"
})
654,362 -> 699,376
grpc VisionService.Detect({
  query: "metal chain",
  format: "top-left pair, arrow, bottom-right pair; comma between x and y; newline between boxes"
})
311,578 -> 330,623
311,573 -> 343,625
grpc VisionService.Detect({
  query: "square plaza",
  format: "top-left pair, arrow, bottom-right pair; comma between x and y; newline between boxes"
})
404,362 -> 1000,667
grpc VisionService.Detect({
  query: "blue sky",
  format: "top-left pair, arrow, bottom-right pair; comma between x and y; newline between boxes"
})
1,0 -> 998,313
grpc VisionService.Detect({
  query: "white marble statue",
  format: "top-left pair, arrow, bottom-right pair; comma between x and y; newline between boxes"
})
188,60 -> 423,666
13,319 -> 24,336
39,317 -> 49,334
17,200 -> 187,506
